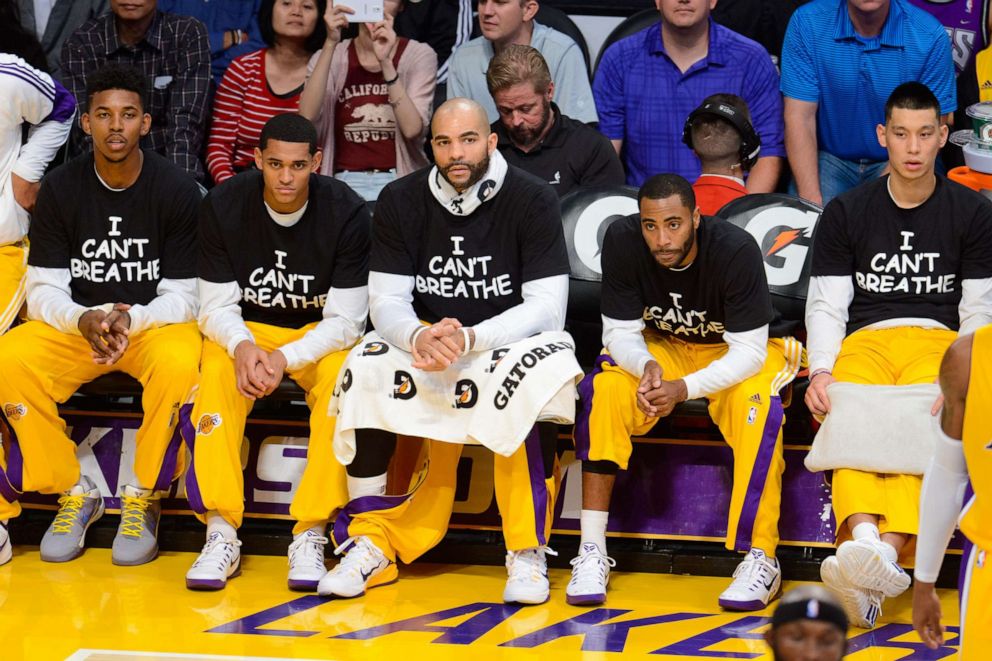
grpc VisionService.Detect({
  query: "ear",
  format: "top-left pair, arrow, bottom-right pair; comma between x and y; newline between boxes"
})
254,147 -> 264,171
487,130 -> 498,154
81,112 -> 92,136
311,149 -> 323,172
938,122 -> 949,148
140,112 -> 152,136
546,81 -> 555,103
522,0 -> 538,22
692,205 -> 701,227
876,123 -> 887,149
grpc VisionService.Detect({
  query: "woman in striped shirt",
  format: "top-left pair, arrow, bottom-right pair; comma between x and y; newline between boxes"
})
206,0 -> 327,185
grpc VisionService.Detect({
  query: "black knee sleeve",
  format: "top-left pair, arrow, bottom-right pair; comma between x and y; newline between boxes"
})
536,422 -> 558,480
347,428 -> 397,477
582,459 -> 619,475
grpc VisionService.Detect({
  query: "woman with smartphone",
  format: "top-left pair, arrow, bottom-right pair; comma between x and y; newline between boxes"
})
299,0 -> 437,201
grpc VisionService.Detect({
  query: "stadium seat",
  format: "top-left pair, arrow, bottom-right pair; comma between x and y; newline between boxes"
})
469,5 -> 592,77
592,8 -> 658,76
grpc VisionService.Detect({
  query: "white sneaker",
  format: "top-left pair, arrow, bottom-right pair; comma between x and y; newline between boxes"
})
718,548 -> 782,611
287,529 -> 328,592
0,521 -> 10,566
186,531 -> 242,591
503,547 -> 556,605
566,543 -> 615,606
317,536 -> 396,598
836,538 -> 911,597
821,554 -> 882,629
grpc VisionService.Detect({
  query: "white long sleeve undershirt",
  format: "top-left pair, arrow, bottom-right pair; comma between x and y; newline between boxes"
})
915,431 -> 969,583
602,315 -> 769,400
368,270 -> 568,352
805,275 -> 992,373
26,265 -> 195,334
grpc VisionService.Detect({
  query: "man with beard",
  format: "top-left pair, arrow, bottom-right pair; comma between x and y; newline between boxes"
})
318,97 -> 581,605
686,94 -> 759,215
486,45 -> 623,199
569,173 -> 801,610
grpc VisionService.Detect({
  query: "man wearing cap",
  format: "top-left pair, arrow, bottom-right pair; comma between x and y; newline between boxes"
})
765,585 -> 848,661
686,93 -> 760,215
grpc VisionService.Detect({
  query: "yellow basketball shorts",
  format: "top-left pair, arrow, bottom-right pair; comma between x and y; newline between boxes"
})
0,320 -> 201,520
573,333 -> 802,554
959,541 -> 992,660
0,243 -> 27,334
184,321 -> 351,534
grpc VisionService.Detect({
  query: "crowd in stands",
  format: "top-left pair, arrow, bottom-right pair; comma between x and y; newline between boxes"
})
2,0 -> 992,649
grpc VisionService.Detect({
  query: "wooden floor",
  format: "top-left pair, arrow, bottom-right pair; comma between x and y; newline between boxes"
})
0,547 -> 963,660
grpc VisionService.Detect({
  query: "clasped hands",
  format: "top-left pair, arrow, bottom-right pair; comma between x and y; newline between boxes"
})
78,304 -> 132,365
234,340 -> 288,401
411,317 -> 471,372
636,360 -> 688,418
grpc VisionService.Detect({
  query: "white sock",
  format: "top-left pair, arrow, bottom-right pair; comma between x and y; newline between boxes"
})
852,522 -> 881,542
580,509 -> 609,554
206,512 -> 238,541
348,473 -> 387,498
293,524 -> 325,541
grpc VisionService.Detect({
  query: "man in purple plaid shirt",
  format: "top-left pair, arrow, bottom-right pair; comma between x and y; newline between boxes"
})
62,0 -> 210,181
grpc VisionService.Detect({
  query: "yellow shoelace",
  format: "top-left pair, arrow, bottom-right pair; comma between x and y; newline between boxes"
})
51,495 -> 85,533
119,496 -> 151,538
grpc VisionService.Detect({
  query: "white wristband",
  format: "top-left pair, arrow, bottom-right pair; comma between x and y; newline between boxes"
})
461,327 -> 472,352
410,325 -> 428,350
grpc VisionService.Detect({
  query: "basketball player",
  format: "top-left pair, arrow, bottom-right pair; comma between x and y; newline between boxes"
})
0,64 -> 201,567
805,82 -> 992,628
913,324 -> 992,656
184,113 -> 370,591
765,585 -> 848,661
568,173 -> 801,610
0,53 -> 75,334
319,98 -> 577,605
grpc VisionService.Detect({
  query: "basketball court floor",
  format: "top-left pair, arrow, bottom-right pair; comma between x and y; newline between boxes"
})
0,547 -> 962,660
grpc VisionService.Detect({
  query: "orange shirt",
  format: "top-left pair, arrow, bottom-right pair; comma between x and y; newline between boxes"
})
692,174 -> 748,215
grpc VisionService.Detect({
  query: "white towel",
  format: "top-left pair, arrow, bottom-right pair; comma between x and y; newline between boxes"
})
804,382 -> 941,475
330,330 -> 583,463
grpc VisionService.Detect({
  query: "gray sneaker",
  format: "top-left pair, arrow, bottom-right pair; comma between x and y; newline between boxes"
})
40,476 -> 105,563
0,521 -> 10,566
111,484 -> 161,566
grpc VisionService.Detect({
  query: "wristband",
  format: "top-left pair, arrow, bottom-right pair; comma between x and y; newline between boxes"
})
384,72 -> 399,85
810,368 -> 832,379
461,327 -> 472,352
410,325 -> 428,350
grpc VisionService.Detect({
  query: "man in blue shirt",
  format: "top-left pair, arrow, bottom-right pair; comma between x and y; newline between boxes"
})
781,0 -> 955,207
593,0 -> 784,191
158,0 -> 264,84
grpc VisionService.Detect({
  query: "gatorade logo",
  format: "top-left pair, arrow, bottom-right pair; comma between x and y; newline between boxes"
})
362,341 -> 389,356
393,371 -> 417,400
197,413 -> 222,435
454,380 -> 478,409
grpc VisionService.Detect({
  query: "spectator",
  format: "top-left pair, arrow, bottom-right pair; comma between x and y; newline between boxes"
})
206,0 -> 326,185
158,0 -> 265,84
394,0 -> 473,84
448,0 -> 596,125
486,45 -> 623,198
594,0 -> 784,191
946,8 -> 992,170
765,585 -> 849,661
15,0 -> 108,80
5,0 -> 51,73
686,94 -> 759,215
299,1 -> 436,201
781,0 -> 956,207
906,0 -> 987,74
62,0 -> 211,181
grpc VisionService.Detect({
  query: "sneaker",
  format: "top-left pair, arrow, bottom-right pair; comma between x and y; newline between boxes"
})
836,538 -> 911,597
40,476 -> 105,563
317,536 -> 396,598
718,548 -> 782,611
566,543 -> 616,606
112,485 -> 161,566
186,531 -> 242,590
287,529 -> 329,591
0,521 -> 10,566
504,547 -> 556,605
821,554 -> 883,629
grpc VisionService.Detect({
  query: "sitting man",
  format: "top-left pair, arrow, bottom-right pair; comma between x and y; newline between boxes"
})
0,64 -> 201,566
487,45 -> 623,199
686,94 -> 759,215
448,0 -> 596,124
805,82 -> 992,628
184,113 -> 370,591
320,98 -> 580,605
570,173 -> 801,610
913,324 -> 992,656
0,53 -> 76,334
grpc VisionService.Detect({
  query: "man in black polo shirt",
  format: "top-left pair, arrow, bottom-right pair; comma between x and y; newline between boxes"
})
486,45 -> 624,198
569,174 -> 801,611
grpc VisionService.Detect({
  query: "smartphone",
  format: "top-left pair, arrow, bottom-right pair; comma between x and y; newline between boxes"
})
341,0 -> 384,23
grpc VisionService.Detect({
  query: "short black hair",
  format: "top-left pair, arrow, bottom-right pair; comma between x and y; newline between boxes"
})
259,113 -> 319,154
85,63 -> 148,111
258,0 -> 328,53
884,82 -> 941,121
638,173 -> 696,211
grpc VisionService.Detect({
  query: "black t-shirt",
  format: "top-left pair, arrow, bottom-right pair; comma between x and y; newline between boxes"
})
492,104 -> 625,199
371,165 -> 571,326
29,151 -> 199,307
198,171 -> 371,328
811,175 -> 992,334
601,215 -> 783,343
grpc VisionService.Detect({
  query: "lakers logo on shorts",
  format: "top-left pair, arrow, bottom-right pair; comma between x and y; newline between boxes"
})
197,413 -> 223,436
362,341 -> 389,356
393,371 -> 417,400
2,403 -> 26,421
454,379 -> 478,409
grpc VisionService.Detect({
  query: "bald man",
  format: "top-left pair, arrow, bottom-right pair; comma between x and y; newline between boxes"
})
765,585 -> 849,661
319,98 -> 576,605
